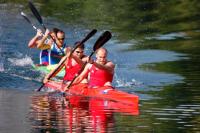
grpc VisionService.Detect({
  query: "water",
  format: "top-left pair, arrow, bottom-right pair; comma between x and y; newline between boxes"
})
1,1 -> 200,133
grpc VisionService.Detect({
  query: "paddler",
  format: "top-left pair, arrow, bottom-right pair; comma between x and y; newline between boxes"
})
69,47 -> 115,89
28,28 -> 68,66
43,42 -> 88,90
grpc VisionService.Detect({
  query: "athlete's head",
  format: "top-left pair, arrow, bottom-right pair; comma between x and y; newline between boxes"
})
95,47 -> 107,65
73,41 -> 85,58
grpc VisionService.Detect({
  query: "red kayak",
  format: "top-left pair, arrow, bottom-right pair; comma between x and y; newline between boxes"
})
45,81 -> 139,106
65,95 -> 139,115
88,98 -> 139,115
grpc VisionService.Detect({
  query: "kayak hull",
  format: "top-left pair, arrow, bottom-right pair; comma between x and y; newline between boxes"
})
45,81 -> 139,106
67,95 -> 139,115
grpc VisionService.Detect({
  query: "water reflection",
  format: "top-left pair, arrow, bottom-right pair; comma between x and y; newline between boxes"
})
141,102 -> 200,132
29,93 -> 139,133
145,32 -> 189,40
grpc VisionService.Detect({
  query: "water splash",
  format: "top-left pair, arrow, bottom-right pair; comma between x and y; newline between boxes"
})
8,55 -> 34,66
115,78 -> 143,88
0,62 -> 4,72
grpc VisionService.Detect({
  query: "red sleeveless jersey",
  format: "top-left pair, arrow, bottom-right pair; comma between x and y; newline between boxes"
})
63,58 -> 81,81
89,64 -> 113,87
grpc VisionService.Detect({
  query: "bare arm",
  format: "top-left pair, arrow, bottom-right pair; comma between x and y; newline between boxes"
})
28,35 -> 39,48
28,29 -> 42,48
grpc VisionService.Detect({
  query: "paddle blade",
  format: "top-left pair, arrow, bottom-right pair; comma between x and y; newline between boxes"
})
28,1 -> 46,30
93,31 -> 112,51
21,11 -> 37,30
21,12 -> 31,24
72,29 -> 97,52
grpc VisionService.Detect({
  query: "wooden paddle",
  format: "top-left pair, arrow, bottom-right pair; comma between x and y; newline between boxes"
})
36,29 -> 97,92
66,31 -> 112,90
28,1 -> 65,55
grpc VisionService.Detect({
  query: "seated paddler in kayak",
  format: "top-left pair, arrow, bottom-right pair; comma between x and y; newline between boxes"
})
28,28 -> 68,66
68,47 -> 115,89
43,42 -> 88,90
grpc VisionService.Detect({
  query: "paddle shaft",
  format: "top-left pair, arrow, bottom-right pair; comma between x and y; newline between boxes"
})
36,83 -> 45,92
21,12 -> 37,31
21,11 -> 47,38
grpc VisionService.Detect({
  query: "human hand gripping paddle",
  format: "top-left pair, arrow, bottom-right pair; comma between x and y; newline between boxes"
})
36,29 -> 97,92
28,1 -> 65,56
65,31 -> 112,91
21,11 -> 45,41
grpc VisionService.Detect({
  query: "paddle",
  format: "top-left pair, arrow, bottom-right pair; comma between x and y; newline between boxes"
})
28,1 -> 65,55
28,1 -> 46,30
36,29 -> 97,92
21,12 -> 37,31
66,31 -> 112,90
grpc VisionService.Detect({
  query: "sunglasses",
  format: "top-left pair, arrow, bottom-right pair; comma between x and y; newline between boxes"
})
58,38 -> 65,40
75,51 -> 83,54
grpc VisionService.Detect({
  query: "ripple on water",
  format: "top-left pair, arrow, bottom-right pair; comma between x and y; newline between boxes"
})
142,104 -> 200,131
145,32 -> 190,41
